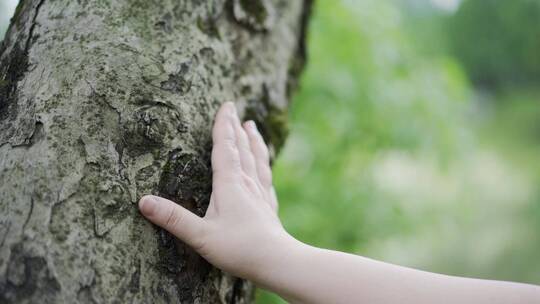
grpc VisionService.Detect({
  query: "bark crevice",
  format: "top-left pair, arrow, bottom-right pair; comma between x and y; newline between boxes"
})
24,0 -> 46,53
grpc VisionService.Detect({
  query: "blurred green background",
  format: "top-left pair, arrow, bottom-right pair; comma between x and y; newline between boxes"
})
2,0 -> 539,303
261,0 -> 540,302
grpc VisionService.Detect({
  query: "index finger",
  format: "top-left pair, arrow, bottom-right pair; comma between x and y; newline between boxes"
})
211,102 -> 242,180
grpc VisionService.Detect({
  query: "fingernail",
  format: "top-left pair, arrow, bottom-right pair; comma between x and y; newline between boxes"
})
246,120 -> 257,131
139,196 -> 157,216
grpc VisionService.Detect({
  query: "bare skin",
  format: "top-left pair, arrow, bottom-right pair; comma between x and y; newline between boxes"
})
139,102 -> 540,304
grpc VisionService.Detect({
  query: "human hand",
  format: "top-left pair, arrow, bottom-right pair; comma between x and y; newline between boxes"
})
138,102 -> 295,281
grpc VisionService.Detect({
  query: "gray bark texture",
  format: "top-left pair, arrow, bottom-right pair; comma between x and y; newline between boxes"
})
0,0 -> 311,303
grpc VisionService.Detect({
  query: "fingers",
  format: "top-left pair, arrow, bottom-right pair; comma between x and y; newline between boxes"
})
212,102 -> 242,180
243,121 -> 273,189
139,195 -> 206,250
211,102 -> 267,200
230,107 -> 259,182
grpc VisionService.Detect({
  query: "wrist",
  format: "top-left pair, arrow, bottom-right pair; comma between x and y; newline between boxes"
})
248,230 -> 309,294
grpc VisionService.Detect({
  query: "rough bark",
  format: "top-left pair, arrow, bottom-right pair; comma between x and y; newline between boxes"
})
0,0 -> 311,303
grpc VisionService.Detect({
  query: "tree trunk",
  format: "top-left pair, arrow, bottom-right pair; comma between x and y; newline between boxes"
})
0,0 -> 311,303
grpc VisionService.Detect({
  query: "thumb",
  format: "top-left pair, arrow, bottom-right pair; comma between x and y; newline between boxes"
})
139,195 -> 206,249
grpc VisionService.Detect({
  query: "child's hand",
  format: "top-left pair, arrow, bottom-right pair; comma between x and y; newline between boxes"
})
138,102 -> 293,280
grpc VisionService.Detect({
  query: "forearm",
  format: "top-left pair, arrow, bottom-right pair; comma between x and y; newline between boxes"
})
252,236 -> 540,304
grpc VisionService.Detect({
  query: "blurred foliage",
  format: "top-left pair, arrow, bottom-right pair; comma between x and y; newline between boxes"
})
0,0 -> 17,38
273,0 -> 470,252
448,0 -> 540,88
259,0 -> 540,303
